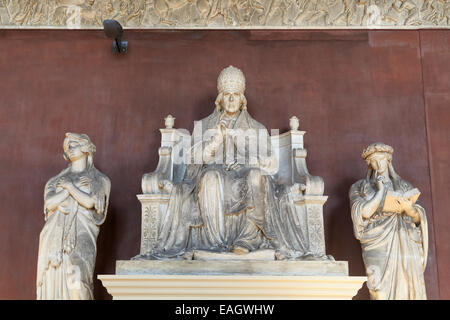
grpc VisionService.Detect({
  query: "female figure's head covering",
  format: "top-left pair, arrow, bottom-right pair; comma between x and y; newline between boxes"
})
362,142 -> 403,188
63,132 -> 96,169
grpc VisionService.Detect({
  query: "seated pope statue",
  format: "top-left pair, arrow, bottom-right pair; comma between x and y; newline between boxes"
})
141,66 -> 310,259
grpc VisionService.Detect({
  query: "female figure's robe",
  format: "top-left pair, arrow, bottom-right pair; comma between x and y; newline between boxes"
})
349,178 -> 428,299
37,167 -> 110,300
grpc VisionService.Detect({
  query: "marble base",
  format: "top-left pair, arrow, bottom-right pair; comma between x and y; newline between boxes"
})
98,260 -> 366,299
191,249 -> 276,261
115,259 -> 349,276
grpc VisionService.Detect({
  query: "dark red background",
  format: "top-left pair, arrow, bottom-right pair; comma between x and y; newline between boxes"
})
0,29 -> 448,300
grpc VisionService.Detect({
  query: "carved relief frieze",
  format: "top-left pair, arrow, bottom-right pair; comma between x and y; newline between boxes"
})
0,0 -> 448,29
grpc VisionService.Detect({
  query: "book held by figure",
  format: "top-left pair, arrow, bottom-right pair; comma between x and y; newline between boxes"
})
382,188 -> 420,213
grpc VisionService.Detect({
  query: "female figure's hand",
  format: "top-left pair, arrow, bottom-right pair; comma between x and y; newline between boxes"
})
56,176 -> 73,190
361,175 -> 387,219
376,175 -> 386,192
78,176 -> 91,187
45,178 -> 71,213
401,198 -> 420,223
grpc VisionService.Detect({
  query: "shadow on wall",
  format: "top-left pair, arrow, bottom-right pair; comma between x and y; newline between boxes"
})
353,282 -> 370,300
94,201 -> 117,300
325,174 -> 370,299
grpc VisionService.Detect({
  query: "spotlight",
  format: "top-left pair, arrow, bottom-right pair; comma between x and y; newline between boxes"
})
103,19 -> 128,54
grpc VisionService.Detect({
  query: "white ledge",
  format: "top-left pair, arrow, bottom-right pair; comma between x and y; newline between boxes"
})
98,274 -> 367,300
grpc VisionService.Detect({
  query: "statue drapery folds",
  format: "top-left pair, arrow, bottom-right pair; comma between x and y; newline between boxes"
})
349,142 -> 428,300
37,133 -> 110,300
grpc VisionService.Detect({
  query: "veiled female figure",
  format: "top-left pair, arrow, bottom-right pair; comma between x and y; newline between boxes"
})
37,133 -> 110,300
349,143 -> 428,300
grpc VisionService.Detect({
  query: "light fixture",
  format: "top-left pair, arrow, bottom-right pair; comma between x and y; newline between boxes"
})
103,19 -> 128,54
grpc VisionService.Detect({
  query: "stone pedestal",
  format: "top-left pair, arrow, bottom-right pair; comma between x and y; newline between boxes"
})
292,195 -> 328,256
137,194 -> 169,254
98,260 -> 366,300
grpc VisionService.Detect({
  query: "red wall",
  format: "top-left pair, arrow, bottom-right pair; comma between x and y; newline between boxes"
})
0,29 -> 448,300
420,30 -> 450,300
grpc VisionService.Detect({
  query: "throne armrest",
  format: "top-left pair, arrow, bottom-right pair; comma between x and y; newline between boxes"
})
292,148 -> 324,196
141,146 -> 173,194
271,124 -> 324,196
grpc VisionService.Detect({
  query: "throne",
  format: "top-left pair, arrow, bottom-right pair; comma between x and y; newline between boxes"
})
136,115 -> 329,258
